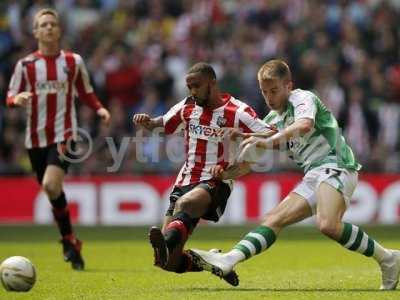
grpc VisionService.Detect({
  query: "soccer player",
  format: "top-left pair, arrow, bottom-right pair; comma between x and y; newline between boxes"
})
133,62 -> 275,285
6,8 -> 110,270
189,59 -> 400,290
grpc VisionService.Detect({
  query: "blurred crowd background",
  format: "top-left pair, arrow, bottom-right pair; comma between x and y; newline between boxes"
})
0,0 -> 400,175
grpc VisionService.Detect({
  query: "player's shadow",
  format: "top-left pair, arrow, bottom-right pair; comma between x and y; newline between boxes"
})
185,287 -> 384,292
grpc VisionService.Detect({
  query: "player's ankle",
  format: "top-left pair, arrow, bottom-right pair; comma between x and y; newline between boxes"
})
378,249 -> 393,264
223,249 -> 244,266
62,234 -> 76,242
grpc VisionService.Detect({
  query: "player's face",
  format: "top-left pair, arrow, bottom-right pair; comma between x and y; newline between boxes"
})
186,73 -> 211,106
34,14 -> 61,44
259,78 -> 291,112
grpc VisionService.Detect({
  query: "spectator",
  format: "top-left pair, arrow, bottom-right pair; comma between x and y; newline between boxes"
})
1,0 -> 399,174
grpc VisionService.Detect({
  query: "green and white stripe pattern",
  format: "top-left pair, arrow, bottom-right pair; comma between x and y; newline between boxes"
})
263,89 -> 361,173
233,226 -> 276,259
338,222 -> 374,257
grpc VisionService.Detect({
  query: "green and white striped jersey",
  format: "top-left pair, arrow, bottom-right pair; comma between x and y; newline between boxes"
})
263,89 -> 361,172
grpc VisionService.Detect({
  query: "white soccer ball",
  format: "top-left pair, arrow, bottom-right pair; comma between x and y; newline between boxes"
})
0,256 -> 36,292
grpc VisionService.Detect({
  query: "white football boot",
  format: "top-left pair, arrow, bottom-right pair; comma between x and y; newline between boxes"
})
380,249 -> 400,290
189,248 -> 234,277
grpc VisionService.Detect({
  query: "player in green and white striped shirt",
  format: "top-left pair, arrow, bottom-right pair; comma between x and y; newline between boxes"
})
189,59 -> 400,290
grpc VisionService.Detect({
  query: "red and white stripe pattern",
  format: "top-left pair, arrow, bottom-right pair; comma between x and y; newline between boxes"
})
163,94 -> 270,187
6,50 -> 103,148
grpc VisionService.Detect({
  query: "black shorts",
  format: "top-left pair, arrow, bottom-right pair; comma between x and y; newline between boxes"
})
166,180 -> 232,222
27,142 -> 75,184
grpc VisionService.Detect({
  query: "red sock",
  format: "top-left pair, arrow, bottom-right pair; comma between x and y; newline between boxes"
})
164,220 -> 189,251
52,207 -> 73,237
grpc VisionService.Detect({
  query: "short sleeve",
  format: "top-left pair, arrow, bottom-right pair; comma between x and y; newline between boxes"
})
293,94 -> 317,121
163,99 -> 186,134
238,106 -> 271,133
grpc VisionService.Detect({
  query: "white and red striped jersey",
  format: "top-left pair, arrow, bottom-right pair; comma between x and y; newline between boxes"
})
6,50 -> 103,148
163,93 -> 271,187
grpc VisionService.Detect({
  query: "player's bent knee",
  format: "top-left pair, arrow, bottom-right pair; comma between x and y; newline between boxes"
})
175,197 -> 195,214
42,180 -> 62,199
317,219 -> 341,239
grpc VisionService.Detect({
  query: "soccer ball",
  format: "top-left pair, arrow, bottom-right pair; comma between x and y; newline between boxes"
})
0,256 -> 36,292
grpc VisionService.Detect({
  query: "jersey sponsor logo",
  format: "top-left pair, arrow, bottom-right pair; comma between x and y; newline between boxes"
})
188,123 -> 225,140
35,80 -> 68,94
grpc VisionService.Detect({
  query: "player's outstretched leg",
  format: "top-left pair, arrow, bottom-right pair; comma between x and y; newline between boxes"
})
337,223 -> 400,290
317,182 -> 399,290
51,192 -> 85,270
190,193 -> 311,285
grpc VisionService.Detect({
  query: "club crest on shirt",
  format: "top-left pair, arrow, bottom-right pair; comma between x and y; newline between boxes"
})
63,66 -> 71,75
216,116 -> 227,127
191,110 -> 200,118
21,56 -> 39,67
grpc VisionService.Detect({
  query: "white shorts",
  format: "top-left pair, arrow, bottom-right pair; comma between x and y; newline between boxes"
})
292,165 -> 358,214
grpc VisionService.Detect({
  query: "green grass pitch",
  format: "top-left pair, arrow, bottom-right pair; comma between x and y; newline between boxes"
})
0,225 -> 399,300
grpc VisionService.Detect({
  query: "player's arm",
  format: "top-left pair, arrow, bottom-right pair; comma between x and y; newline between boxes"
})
211,163 -> 251,180
75,55 -> 111,125
236,118 -> 313,162
238,95 -> 316,161
250,118 -> 313,148
233,105 -> 278,140
229,128 -> 277,140
133,99 -> 186,134
132,114 -> 164,130
6,60 -> 31,107
133,99 -> 186,132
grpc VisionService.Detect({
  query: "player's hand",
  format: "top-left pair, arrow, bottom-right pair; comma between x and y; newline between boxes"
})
97,107 -> 111,126
236,136 -> 268,163
210,165 -> 225,180
228,129 -> 250,141
239,136 -> 268,151
13,92 -> 32,107
132,113 -> 152,127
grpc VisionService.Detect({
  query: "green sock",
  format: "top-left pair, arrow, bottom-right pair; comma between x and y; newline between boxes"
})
232,225 -> 276,260
339,222 -> 390,262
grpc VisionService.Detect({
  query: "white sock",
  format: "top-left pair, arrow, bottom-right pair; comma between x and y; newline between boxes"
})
373,244 -> 392,263
223,249 -> 246,266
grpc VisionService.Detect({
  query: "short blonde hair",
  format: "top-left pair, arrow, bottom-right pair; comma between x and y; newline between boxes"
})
257,59 -> 292,82
33,8 -> 59,29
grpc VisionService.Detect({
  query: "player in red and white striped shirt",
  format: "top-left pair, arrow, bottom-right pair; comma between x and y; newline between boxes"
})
6,8 -> 110,270
133,62 -> 275,284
